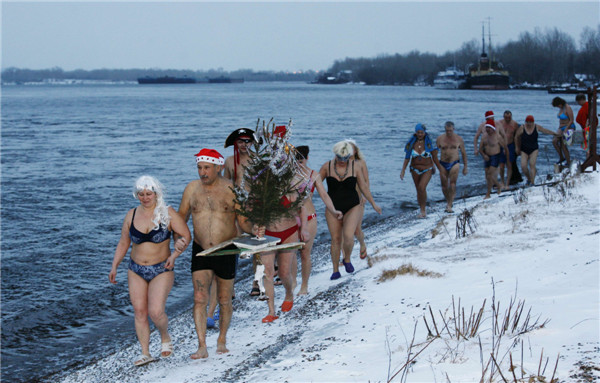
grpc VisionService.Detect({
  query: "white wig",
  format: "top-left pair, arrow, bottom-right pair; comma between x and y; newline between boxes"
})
332,140 -> 354,157
132,175 -> 170,230
343,138 -> 364,160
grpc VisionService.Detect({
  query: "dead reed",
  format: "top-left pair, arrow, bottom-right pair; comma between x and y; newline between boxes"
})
377,263 -> 443,282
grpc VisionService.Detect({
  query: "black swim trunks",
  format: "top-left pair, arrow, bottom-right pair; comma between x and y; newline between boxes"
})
191,241 -> 238,280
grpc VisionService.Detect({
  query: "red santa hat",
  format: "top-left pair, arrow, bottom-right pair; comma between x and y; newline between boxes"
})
484,110 -> 495,119
194,148 -> 225,165
485,119 -> 496,130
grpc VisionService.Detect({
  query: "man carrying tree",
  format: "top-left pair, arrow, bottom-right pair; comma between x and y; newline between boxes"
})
176,148 -> 254,359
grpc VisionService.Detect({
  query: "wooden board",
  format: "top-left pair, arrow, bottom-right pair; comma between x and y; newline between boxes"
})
196,241 -> 305,257
195,237 -> 237,256
232,235 -> 280,250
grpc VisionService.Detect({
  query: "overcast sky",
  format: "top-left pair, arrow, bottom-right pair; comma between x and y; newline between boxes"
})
2,1 -> 598,72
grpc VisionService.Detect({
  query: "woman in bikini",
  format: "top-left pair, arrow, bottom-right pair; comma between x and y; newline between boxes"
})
400,124 -> 442,218
292,146 -> 343,295
551,96 -> 576,167
109,175 -> 191,366
319,140 -> 381,281
259,192 -> 306,323
515,115 -> 559,185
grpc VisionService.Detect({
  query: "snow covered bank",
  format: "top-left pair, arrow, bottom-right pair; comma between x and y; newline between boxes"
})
59,171 -> 599,382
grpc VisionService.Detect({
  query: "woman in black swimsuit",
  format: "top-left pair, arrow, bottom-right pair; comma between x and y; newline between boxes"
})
515,115 -> 559,185
109,176 -> 191,366
319,141 -> 381,280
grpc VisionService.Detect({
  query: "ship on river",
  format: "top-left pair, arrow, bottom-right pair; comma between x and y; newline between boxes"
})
466,21 -> 510,90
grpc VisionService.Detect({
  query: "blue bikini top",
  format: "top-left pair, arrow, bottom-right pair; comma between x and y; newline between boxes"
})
404,133 -> 437,160
558,112 -> 569,120
411,149 -> 432,159
129,208 -> 171,244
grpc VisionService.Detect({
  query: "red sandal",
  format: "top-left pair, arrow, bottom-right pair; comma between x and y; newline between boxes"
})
262,314 -> 279,323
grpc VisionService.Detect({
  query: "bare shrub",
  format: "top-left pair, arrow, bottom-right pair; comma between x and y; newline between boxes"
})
456,208 -> 477,239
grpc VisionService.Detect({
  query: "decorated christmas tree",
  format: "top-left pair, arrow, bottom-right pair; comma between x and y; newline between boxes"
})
233,118 -> 308,228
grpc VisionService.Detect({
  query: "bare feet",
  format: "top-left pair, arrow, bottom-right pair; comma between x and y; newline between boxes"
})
216,343 -> 229,354
297,286 -> 308,295
484,193 -> 491,200
190,346 -> 209,359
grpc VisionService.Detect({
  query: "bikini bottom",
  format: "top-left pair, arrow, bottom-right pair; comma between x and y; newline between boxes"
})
410,166 -> 432,175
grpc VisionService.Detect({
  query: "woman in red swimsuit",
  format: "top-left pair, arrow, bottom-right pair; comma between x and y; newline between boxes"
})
259,192 -> 306,323
291,146 -> 342,296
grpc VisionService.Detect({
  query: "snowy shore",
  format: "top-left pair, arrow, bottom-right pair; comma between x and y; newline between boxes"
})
59,171 -> 599,383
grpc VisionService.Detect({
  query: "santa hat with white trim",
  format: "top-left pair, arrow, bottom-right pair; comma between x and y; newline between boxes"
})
194,148 -> 225,165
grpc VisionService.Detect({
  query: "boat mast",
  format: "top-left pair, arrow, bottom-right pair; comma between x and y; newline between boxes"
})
479,22 -> 485,71
487,17 -> 493,64
481,22 -> 486,55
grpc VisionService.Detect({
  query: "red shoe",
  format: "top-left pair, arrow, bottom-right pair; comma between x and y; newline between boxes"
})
281,300 -> 293,312
262,314 -> 279,323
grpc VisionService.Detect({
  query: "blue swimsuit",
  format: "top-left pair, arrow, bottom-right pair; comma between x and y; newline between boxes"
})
439,160 -> 459,171
410,150 -> 433,174
129,208 -> 171,244
558,112 -> 575,131
128,208 -> 172,282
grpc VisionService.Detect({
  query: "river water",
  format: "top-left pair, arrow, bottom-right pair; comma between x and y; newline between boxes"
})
0,82 -> 586,382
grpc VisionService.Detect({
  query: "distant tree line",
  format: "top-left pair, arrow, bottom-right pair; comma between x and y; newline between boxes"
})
0,67 -> 317,84
328,26 -> 600,85
2,26 -> 598,86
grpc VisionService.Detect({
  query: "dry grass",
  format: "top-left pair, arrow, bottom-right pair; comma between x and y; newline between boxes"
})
377,263 -> 442,282
431,216 -> 452,239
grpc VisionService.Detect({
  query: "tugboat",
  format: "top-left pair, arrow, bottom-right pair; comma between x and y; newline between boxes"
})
466,20 -> 510,90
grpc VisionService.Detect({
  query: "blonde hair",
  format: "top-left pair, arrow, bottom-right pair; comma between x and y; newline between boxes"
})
132,175 -> 170,230
344,138 -> 364,160
332,140 -> 354,157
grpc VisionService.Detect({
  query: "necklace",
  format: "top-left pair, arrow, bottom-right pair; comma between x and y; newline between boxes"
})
333,160 -> 349,180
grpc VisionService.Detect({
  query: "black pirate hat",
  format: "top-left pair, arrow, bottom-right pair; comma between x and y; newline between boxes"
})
224,128 -> 257,148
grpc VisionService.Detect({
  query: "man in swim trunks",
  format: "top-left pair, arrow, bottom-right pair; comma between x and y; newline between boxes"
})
436,121 -> 468,212
497,110 -> 520,185
177,148 -> 253,359
479,120 -> 510,199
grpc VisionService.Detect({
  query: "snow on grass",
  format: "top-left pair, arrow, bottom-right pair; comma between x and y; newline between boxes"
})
59,171 -> 599,382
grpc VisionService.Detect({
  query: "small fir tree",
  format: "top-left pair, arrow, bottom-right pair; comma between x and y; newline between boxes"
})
233,118 -> 307,228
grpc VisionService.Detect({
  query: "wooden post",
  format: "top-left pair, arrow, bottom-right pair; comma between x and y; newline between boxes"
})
580,86 -> 599,172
